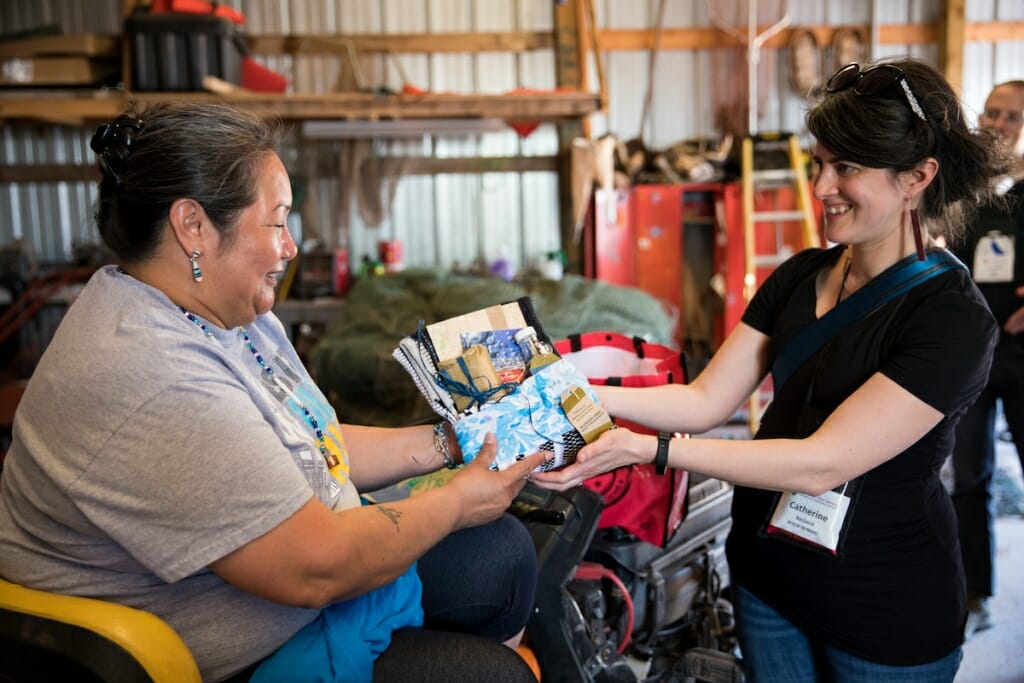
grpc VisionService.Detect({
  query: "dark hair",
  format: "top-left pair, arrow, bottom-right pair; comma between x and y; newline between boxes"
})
92,102 -> 283,262
807,57 -> 1012,244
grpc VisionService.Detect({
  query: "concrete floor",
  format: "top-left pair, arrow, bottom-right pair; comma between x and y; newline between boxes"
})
957,437 -> 1024,683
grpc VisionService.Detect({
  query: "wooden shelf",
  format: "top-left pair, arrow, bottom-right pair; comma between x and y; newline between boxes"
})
0,89 -> 601,126
0,33 -> 120,59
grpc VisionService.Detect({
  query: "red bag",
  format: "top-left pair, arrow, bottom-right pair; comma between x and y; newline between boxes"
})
553,332 -> 690,547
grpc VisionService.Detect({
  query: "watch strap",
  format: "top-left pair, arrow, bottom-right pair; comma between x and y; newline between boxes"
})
655,432 -> 671,475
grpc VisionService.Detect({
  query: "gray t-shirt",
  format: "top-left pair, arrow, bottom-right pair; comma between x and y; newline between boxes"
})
0,266 -> 361,681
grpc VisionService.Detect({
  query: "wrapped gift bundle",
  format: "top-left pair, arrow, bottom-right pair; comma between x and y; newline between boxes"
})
393,297 -> 613,471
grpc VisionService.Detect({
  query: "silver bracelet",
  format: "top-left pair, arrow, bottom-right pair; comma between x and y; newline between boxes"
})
433,422 -> 459,469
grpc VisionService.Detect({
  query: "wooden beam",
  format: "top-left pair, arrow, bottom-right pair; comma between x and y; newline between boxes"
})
876,23 -> 938,45
940,0 -> 967,95
553,0 -> 587,276
0,156 -> 559,184
0,22 -> 1015,65
157,91 -> 601,120
595,23 -> 938,51
240,22 -> 1021,58
0,57 -> 118,87
353,155 -> 557,177
245,32 -> 554,56
0,165 -> 99,183
395,156 -> 558,174
0,91 -> 601,125
596,27 -> 727,50
553,3 -> 585,90
0,93 -> 126,126
582,0 -> 608,113
121,0 -> 139,107
965,22 -> 1024,42
0,33 -> 119,59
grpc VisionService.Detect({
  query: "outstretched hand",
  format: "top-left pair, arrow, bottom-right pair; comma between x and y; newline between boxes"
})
1005,287 -> 1024,335
529,427 -> 646,492
447,433 -> 548,529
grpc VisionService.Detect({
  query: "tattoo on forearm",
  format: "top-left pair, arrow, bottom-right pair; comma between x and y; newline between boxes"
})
376,505 -> 402,532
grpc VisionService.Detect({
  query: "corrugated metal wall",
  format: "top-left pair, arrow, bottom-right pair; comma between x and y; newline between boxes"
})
588,0 -> 945,150
2,0 -> 1023,271
236,0 -> 564,273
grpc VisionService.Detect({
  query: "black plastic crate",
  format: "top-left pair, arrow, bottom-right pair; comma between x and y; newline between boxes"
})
125,11 -> 243,91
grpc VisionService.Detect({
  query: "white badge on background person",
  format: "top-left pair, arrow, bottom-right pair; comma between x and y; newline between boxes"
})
768,487 -> 851,552
973,231 -> 1015,283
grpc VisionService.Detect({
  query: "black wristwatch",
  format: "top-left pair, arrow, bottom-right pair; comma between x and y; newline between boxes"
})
655,432 -> 672,475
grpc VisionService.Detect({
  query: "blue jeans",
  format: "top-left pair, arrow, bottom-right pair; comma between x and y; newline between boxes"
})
733,584 -> 962,683
952,350 -> 1024,598
374,513 -> 538,683
415,512 -> 537,642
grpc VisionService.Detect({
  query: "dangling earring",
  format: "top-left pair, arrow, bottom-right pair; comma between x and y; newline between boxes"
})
909,207 -> 925,261
190,249 -> 203,282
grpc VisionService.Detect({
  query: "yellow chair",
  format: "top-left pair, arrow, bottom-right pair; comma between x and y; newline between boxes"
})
0,576 -> 201,683
0,576 -> 541,682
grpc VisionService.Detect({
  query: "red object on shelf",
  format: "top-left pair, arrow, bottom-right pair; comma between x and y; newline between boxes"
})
377,240 -> 404,273
504,87 -> 573,138
508,121 -> 541,138
241,57 -> 288,93
150,0 -> 245,24
401,83 -> 428,95
332,249 -> 350,296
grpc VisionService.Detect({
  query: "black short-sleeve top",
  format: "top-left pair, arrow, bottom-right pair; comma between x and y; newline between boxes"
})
729,245 -> 997,666
953,181 -> 1024,354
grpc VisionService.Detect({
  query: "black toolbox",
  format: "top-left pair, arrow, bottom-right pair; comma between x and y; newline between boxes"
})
125,11 -> 243,91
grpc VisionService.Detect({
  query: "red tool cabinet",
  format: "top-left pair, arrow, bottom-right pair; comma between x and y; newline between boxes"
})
585,182 -> 821,353
586,183 -> 717,351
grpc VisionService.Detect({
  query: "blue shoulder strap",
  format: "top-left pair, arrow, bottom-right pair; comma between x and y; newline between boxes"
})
771,249 -> 966,390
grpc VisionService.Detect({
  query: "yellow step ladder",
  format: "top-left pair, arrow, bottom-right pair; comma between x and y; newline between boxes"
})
740,132 -> 821,432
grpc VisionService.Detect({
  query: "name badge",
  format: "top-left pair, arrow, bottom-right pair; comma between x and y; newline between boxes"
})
767,487 -> 850,553
973,231 -> 1015,283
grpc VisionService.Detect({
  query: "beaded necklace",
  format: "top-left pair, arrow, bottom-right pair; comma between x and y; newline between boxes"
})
179,306 -> 339,469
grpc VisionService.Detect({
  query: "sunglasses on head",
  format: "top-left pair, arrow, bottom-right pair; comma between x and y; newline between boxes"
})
825,63 -> 928,123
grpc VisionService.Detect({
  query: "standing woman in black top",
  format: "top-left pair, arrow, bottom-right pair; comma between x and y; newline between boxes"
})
951,79 -> 1024,639
532,57 -> 1010,682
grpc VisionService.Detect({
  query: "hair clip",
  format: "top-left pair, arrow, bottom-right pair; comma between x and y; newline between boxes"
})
90,115 -> 145,185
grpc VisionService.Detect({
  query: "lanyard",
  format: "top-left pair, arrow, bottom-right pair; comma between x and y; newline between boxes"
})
771,250 -> 966,390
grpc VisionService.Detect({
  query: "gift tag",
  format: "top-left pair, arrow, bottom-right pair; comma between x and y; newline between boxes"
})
561,385 -> 614,443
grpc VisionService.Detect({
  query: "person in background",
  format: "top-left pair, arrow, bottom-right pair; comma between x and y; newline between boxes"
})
0,102 -> 545,683
951,79 -> 1024,638
531,57 -> 1009,682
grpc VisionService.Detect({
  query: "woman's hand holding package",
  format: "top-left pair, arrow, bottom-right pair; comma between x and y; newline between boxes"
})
529,426 -> 646,492
448,433 -> 548,529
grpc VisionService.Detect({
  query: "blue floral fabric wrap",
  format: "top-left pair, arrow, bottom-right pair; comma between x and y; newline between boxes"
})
454,358 -> 600,471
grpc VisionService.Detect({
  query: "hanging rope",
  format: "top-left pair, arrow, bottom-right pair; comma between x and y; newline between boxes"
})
637,0 -> 669,140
